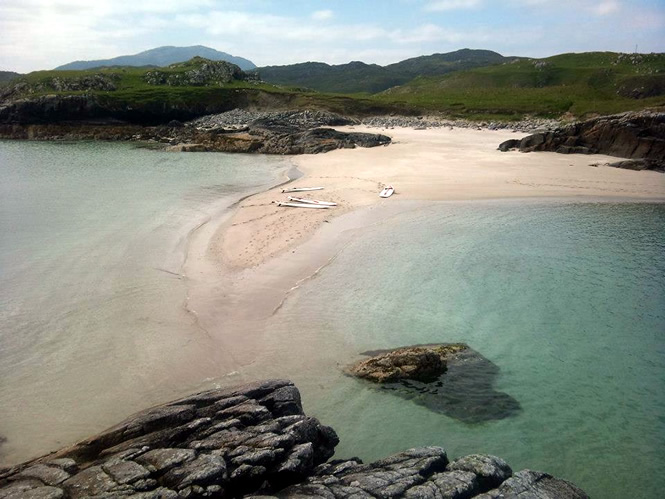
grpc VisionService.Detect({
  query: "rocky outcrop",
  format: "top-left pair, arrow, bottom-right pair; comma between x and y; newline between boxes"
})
143,58 -> 254,87
0,380 -> 588,498
0,110 -> 391,155
268,447 -> 588,498
347,344 -> 467,383
0,380 -> 338,498
498,111 -> 665,171
347,345 -> 521,424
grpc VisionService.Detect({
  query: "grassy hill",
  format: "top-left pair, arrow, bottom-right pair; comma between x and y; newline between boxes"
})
0,71 -> 21,84
376,52 -> 665,119
0,58 -> 410,123
2,52 -> 664,123
256,49 -> 509,94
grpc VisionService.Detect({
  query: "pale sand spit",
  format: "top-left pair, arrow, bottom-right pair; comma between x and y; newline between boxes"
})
217,126 -> 665,270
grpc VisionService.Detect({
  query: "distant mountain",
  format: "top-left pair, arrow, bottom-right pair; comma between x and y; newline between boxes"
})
55,46 -> 256,71
0,71 -> 21,84
256,49 -> 509,93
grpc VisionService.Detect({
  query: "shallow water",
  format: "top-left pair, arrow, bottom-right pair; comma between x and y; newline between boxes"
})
0,140 -> 288,463
258,200 -> 665,499
2,140 -> 664,498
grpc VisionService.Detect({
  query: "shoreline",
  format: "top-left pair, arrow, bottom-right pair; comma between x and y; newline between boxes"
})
213,125 -> 665,270
181,124 -> 665,387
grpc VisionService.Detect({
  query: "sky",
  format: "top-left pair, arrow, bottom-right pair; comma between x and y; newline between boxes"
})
1,0 -> 664,73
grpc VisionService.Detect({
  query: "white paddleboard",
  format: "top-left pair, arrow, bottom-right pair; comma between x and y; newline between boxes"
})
379,185 -> 395,198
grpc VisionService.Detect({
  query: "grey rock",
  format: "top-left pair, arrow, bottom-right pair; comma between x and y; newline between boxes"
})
136,448 -> 196,472
447,455 -> 512,492
102,459 -> 150,485
0,380 -> 586,498
477,469 -> 589,499
15,464 -> 70,486
499,111 -> 665,171
405,470 -> 479,498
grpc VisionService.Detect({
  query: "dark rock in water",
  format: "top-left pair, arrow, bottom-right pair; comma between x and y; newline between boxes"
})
347,344 -> 467,383
349,344 -> 521,423
477,470 -> 589,499
0,380 -> 587,498
498,111 -> 665,172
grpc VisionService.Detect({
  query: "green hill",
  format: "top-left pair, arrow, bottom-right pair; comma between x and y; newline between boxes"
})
0,58 -> 410,124
0,71 -> 21,84
2,52 -> 664,124
256,49 -> 508,94
376,52 -> 665,119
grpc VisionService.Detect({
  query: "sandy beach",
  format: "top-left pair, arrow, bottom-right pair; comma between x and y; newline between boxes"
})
182,125 -> 665,380
216,126 -> 665,270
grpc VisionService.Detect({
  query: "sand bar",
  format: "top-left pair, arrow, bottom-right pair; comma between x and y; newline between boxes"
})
220,126 -> 665,269
182,125 -> 665,383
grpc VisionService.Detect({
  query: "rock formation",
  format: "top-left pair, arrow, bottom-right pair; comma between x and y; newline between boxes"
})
498,111 -> 665,171
0,380 -> 588,498
0,110 -> 392,155
347,345 -> 521,424
347,344 -> 467,383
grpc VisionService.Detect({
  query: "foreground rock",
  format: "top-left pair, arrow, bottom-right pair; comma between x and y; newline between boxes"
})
347,345 -> 521,423
0,380 -> 586,498
0,110 -> 391,155
498,111 -> 665,171
0,380 -> 338,498
272,448 -> 587,499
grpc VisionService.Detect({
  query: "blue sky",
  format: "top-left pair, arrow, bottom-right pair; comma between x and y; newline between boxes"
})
1,0 -> 664,72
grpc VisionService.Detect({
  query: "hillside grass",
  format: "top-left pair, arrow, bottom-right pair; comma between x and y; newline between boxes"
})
373,52 -> 665,119
4,52 -> 665,122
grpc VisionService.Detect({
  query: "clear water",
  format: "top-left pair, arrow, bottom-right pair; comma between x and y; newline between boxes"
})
261,200 -> 665,499
2,140 -> 664,498
0,140 -> 288,463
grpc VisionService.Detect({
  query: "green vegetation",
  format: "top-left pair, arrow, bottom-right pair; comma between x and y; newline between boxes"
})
0,71 -> 21,84
374,52 -> 665,119
2,52 -> 664,122
255,49 -> 507,94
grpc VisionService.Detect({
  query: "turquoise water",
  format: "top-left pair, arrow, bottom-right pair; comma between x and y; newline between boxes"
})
0,140 -> 288,463
1,140 -> 664,498
264,200 -> 665,499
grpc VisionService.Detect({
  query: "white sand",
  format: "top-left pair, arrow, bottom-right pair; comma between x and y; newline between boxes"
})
217,126 -> 665,269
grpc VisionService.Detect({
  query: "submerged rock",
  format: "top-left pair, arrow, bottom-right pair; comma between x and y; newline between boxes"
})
347,344 -> 467,383
348,344 -> 521,423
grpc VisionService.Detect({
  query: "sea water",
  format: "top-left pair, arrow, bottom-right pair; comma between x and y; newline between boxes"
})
261,200 -> 665,499
2,141 -> 664,498
0,140 -> 288,463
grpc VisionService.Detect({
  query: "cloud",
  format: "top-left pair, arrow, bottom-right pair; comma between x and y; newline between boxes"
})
312,9 -> 334,21
592,0 -> 621,16
424,0 -> 483,11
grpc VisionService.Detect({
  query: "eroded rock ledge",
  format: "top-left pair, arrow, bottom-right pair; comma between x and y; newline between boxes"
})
498,111 -> 665,171
0,379 -> 587,498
